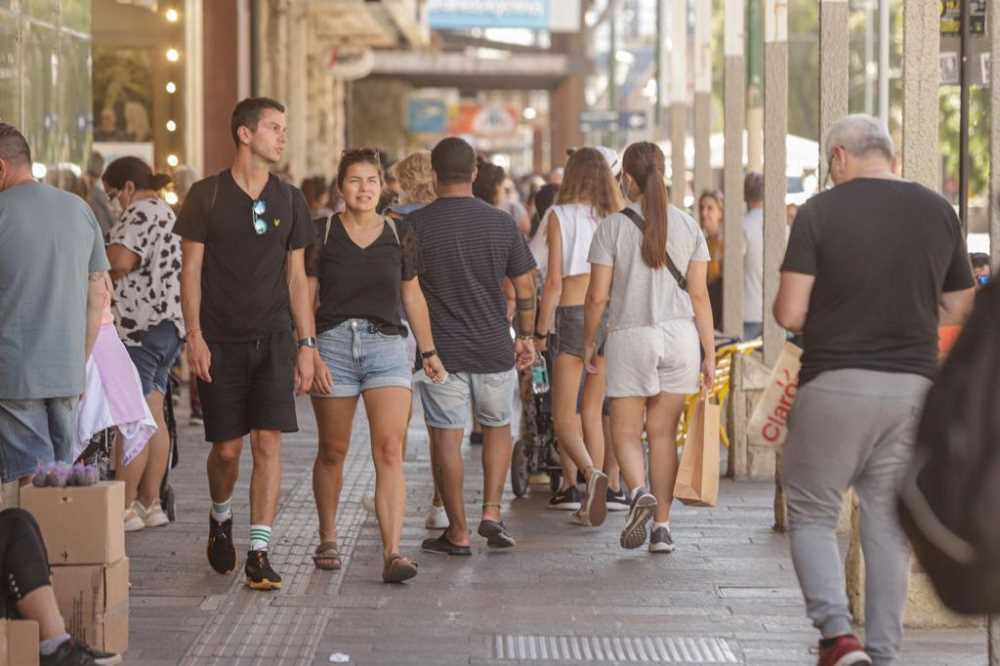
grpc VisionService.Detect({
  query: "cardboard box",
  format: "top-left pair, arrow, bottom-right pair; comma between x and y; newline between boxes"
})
0,620 -> 39,666
20,481 -> 124,565
50,557 -> 129,655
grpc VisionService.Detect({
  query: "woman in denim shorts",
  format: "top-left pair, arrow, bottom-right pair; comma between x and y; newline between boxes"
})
104,157 -> 186,533
305,149 -> 445,584
533,148 -> 623,526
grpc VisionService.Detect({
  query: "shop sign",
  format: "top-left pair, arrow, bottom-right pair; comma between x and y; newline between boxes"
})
428,0 -> 548,30
407,98 -> 449,134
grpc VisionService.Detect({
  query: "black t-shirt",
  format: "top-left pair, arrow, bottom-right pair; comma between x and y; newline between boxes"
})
305,215 -> 420,335
408,196 -> 536,374
173,170 -> 315,342
781,178 -> 974,385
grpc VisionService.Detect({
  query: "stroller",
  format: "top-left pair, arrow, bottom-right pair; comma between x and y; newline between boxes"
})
76,376 -> 181,521
510,353 -> 563,497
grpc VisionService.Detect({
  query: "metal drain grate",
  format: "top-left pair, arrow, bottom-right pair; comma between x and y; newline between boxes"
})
494,635 -> 739,663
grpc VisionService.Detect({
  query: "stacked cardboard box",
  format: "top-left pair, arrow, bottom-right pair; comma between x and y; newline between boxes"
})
0,620 -> 38,666
21,481 -> 128,655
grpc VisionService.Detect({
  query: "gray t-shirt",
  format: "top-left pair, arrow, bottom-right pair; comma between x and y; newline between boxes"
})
0,182 -> 110,399
589,202 -> 710,332
742,206 -> 764,323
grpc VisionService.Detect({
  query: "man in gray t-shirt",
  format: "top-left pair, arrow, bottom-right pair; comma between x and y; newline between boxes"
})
0,124 -> 110,483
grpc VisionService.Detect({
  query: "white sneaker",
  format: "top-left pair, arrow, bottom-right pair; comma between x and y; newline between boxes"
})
137,500 -> 170,528
424,504 -> 449,529
124,503 -> 145,532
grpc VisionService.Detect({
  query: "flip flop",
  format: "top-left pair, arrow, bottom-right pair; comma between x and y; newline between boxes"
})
477,519 -> 516,549
312,541 -> 342,570
382,554 -> 418,583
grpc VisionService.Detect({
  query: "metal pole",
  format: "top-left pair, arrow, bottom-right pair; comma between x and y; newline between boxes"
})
670,0 -> 689,207
878,0 -> 890,125
609,5 -> 618,147
722,0 -> 745,340
959,0 -> 971,234
864,0 -> 874,115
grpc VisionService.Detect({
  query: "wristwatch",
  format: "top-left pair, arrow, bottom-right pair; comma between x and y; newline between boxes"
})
421,349 -> 438,359
297,336 -> 317,349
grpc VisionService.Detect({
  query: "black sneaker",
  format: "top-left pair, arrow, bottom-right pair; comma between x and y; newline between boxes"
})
477,519 -> 516,548
649,525 -> 675,553
41,639 -> 98,666
620,488 -> 657,550
548,486 -> 581,511
83,646 -> 122,666
606,487 -> 629,512
245,549 -> 283,590
207,515 -> 237,575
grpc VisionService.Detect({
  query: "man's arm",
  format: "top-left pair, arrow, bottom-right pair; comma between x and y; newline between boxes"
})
180,240 -> 213,382
287,248 -> 316,393
773,271 -> 816,334
511,270 -> 537,369
85,272 -> 109,359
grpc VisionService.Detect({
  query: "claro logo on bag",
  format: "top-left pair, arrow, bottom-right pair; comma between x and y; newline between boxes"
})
760,367 -> 798,443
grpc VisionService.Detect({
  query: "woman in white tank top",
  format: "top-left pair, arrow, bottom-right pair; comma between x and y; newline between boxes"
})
534,147 -> 625,525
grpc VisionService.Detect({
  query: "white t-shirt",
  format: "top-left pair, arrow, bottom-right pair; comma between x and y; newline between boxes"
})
108,197 -> 186,344
742,207 -> 764,324
589,202 -> 710,333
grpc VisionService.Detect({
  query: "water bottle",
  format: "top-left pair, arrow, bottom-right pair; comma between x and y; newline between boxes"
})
531,355 -> 550,395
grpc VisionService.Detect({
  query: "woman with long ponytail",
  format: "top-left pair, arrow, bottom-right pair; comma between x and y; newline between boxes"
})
582,141 -> 716,555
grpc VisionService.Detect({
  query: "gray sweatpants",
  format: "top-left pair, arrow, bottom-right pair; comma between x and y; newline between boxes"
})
784,369 -> 930,666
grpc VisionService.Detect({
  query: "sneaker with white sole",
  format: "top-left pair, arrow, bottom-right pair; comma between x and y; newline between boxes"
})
581,470 -> 609,527
136,500 -> 170,528
424,504 -> 449,530
620,489 -> 657,549
124,503 -> 145,532
606,487 -> 629,512
548,486 -> 581,511
649,525 -> 675,553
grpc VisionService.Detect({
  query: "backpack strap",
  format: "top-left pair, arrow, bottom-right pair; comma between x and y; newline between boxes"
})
322,214 -> 335,246
383,216 -> 400,246
619,207 -> 688,291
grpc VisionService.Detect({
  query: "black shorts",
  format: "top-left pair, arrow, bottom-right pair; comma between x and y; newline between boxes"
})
197,331 -> 298,443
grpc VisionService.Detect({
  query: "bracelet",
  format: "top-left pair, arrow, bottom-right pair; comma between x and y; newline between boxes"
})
421,349 -> 438,359
515,334 -> 534,341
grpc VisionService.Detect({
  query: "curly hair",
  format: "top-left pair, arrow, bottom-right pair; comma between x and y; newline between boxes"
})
392,151 -> 436,205
556,147 -> 622,218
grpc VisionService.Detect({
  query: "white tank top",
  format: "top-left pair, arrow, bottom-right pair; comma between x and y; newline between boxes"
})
548,203 -> 601,277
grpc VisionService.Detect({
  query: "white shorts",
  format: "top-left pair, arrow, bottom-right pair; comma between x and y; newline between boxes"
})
605,320 -> 701,398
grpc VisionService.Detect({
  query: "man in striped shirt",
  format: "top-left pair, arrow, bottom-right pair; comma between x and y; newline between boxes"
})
412,137 -> 537,555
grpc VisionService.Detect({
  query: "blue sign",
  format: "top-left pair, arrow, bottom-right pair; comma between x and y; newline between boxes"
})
619,111 -> 648,131
428,0 -> 549,30
407,98 -> 449,134
579,110 -> 619,133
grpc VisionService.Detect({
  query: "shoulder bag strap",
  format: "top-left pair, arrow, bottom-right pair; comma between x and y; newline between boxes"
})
383,216 -> 400,245
619,207 -> 688,291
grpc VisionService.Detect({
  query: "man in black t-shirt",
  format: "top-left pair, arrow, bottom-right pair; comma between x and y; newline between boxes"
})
175,98 -> 316,591
411,138 -> 537,555
773,114 -> 975,666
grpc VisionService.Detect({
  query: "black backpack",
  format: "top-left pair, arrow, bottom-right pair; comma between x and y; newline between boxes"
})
898,280 -> 1000,614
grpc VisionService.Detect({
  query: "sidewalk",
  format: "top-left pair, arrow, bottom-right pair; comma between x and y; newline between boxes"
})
123,392 -> 988,665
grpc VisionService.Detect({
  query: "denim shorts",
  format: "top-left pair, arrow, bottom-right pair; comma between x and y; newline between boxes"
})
0,397 -> 77,483
415,368 -> 516,429
125,320 -> 184,396
315,320 -> 412,398
553,305 -> 608,358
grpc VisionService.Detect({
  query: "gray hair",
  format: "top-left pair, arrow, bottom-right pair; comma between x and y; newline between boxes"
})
825,114 -> 895,163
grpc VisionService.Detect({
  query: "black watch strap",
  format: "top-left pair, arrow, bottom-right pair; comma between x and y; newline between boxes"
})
421,349 -> 437,359
297,336 -> 317,349
533,330 -> 547,340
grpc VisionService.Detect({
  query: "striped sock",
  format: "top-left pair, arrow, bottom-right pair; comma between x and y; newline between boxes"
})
210,497 -> 232,523
249,524 -> 272,552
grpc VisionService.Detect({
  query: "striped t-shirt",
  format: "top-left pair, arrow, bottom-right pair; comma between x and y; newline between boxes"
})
409,196 -> 536,374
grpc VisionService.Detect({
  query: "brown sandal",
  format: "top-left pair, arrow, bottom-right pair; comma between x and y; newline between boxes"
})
312,541 -> 342,570
382,553 -> 418,584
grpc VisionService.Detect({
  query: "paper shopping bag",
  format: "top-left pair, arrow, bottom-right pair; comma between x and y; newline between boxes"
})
747,342 -> 802,448
675,397 -> 721,507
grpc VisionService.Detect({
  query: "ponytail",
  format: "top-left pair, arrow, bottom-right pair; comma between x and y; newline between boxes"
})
622,142 -> 670,270
149,173 -> 173,190
103,156 -> 172,192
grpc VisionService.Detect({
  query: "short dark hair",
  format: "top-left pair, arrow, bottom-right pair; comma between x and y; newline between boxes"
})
431,137 -> 476,185
103,156 -> 172,192
0,123 -> 31,166
970,252 -> 991,270
744,172 -> 764,206
472,157 -> 506,206
231,97 -> 285,147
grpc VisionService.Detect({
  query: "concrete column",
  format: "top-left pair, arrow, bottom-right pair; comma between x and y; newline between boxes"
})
273,0 -> 289,106
902,1 -> 940,189
762,0 -> 787,366
991,613 -> 1000,666
669,0 -> 688,207
819,0 -> 849,185
550,30 -> 585,169
202,0 -> 239,176
287,1 -> 307,182
692,0 -> 712,197
722,0 -> 745,340
184,0 -> 204,176
746,0 -> 764,173
253,0 -> 269,94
